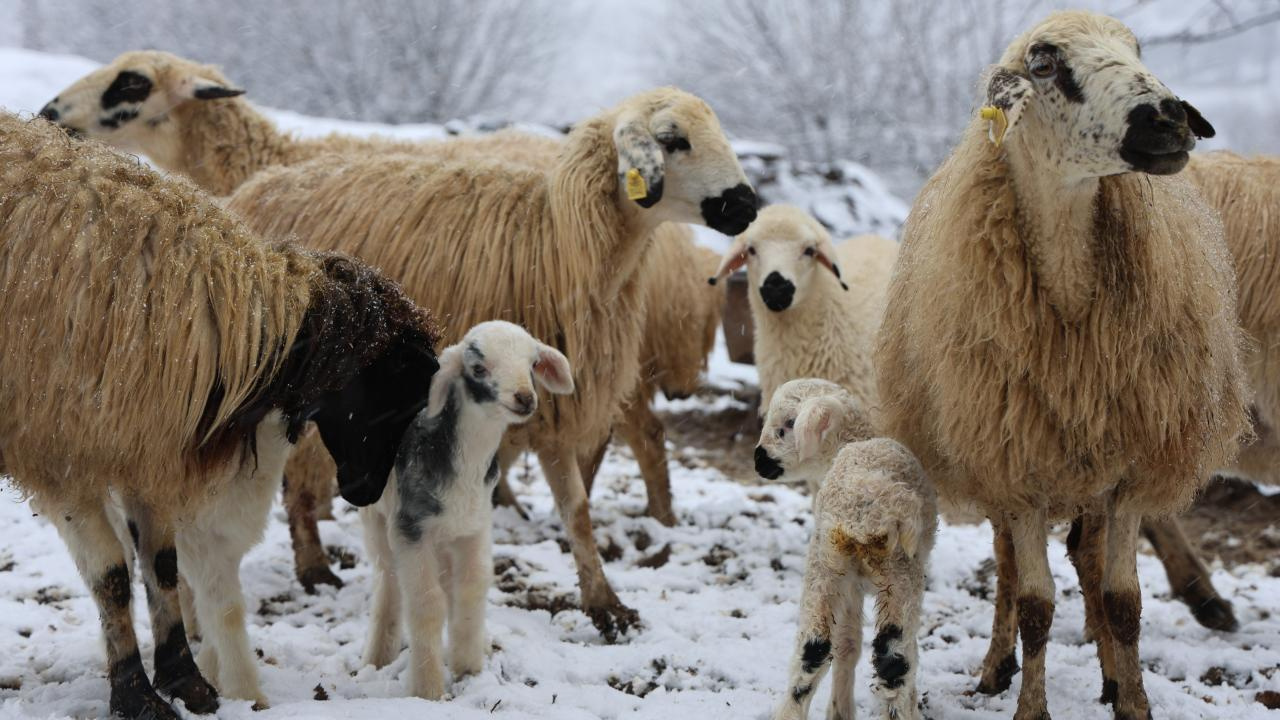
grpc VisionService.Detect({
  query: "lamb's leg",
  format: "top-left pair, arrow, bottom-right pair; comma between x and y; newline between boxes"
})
826,578 -> 863,720
1066,513 -> 1117,705
579,434 -> 610,497
492,441 -> 528,519
773,541 -> 838,720
392,532 -> 448,699
535,444 -> 639,642
870,564 -> 926,720
447,527 -> 492,677
976,519 -> 1020,694
360,506 -> 402,668
50,501 -> 180,720
179,576 -> 199,640
616,399 -> 677,526
1141,516 -> 1237,632
120,497 -> 219,714
1103,505 -> 1151,720
282,434 -> 343,593
1008,511 -> 1054,720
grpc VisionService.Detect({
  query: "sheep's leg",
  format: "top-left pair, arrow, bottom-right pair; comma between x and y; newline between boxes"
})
1103,506 -> 1150,720
360,507 -> 403,668
535,445 -> 639,642
392,532 -> 448,699
773,541 -> 838,720
120,497 -> 219,714
976,519 -> 1020,694
283,471 -> 343,594
1066,513 -> 1117,705
1141,516 -> 1236,632
871,566 -> 925,720
179,576 -> 199,639
446,527 -> 492,677
826,578 -> 862,720
1009,511 -> 1054,720
491,441 -> 528,519
50,501 -> 180,720
616,400 -> 677,526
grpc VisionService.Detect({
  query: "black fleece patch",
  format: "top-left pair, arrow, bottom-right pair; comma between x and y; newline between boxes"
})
102,70 -> 152,109
96,563 -> 132,610
395,386 -> 459,542
801,637 -> 831,673
153,548 -> 179,590
872,624 -> 909,688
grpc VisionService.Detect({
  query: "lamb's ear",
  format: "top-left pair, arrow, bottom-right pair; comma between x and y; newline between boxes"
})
795,397 -> 839,463
709,235 -> 749,286
424,345 -> 462,418
981,66 -> 1034,147
810,235 -> 849,291
533,344 -> 574,395
614,115 -> 665,208
174,73 -> 245,102
1180,98 -> 1215,139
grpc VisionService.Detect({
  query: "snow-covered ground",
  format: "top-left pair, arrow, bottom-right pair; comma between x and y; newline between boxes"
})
2,45 -> 1280,720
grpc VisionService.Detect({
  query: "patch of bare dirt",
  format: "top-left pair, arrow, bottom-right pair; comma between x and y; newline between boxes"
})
1176,476 -> 1280,572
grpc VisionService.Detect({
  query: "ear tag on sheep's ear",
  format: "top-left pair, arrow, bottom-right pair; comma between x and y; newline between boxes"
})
625,168 -> 648,201
980,106 -> 1009,148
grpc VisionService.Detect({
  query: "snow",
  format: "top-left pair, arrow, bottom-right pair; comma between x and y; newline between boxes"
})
1,45 -> 1279,720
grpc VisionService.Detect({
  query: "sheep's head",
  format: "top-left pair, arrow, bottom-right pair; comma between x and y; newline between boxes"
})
611,88 -> 758,237
425,320 -> 574,424
40,50 -> 243,163
755,378 -> 872,488
711,205 -> 844,313
982,11 -> 1213,178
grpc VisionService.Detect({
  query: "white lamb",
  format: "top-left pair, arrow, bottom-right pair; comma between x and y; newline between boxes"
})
757,379 -> 937,720
359,321 -> 574,699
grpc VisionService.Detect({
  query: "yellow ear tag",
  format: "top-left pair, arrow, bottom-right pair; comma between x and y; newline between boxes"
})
980,106 -> 1009,148
625,168 -> 648,200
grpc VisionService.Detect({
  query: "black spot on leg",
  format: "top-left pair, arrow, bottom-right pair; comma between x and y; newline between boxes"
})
872,624 -> 909,689
96,563 -> 131,609
101,71 -> 152,109
801,637 -> 831,673
154,548 -> 179,590
791,683 -> 812,703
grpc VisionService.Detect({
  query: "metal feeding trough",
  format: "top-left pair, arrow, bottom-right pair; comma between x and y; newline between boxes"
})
720,271 -> 755,365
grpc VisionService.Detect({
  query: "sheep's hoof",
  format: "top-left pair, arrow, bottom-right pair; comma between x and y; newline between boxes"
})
155,666 -> 219,714
299,565 -> 344,594
586,601 -> 641,643
1100,678 -> 1118,705
1187,596 -> 1238,633
110,685 -> 182,720
974,653 -> 1019,695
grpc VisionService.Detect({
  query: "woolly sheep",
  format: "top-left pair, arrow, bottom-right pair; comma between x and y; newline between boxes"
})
875,12 -> 1248,719
756,379 -> 935,720
710,204 -> 897,414
225,88 -> 757,639
0,113 -> 440,718
359,321 -> 573,698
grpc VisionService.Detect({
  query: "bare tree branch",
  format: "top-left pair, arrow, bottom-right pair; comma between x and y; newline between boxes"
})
1145,8 -> 1280,46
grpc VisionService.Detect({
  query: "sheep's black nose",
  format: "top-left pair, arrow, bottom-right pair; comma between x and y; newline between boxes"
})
38,104 -> 59,122
702,183 -> 758,236
755,446 -> 784,480
759,271 -> 795,312
513,391 -> 535,416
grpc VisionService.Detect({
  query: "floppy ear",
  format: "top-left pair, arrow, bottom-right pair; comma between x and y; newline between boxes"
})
1180,99 -> 1215,139
981,66 -> 1034,147
709,234 -> 749,286
614,114 -> 665,208
795,397 -> 838,463
810,235 -> 849,291
424,345 -> 462,418
533,343 -> 574,395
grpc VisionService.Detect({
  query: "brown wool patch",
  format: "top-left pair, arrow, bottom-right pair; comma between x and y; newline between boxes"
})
1103,591 -> 1142,646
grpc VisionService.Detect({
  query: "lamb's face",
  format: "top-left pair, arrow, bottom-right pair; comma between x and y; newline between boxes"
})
40,50 -> 243,159
733,206 -> 844,313
991,12 -> 1214,178
613,89 -> 758,237
755,378 -> 850,487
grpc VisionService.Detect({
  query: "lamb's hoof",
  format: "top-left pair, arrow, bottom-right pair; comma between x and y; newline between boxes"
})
586,601 -> 641,643
110,685 -> 182,720
1188,596 -> 1238,633
299,565 -> 344,594
975,653 -> 1019,695
1100,678 -> 1118,705
155,667 -> 219,714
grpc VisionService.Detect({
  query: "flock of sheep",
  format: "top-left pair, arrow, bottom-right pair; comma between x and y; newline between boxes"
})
0,8 -> 1275,720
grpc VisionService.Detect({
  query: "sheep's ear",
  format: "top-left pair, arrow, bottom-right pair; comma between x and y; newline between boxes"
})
795,397 -> 838,463
982,66 -> 1034,147
614,116 -> 665,208
425,345 -> 462,418
175,74 -> 245,102
1180,99 -> 1215,139
533,344 -> 574,395
811,235 -> 848,291
709,235 -> 749,286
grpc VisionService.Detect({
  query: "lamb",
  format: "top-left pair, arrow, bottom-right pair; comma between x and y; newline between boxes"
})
710,204 -> 897,413
874,12 -> 1249,720
226,87 -> 758,639
359,321 -> 573,698
755,379 -> 935,720
0,113 -> 440,718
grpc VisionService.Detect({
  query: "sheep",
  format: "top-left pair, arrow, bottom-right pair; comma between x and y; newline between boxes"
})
710,204 -> 897,414
874,12 -> 1249,720
0,112 -> 440,717
225,87 -> 757,639
358,321 -> 573,698
755,379 -> 935,720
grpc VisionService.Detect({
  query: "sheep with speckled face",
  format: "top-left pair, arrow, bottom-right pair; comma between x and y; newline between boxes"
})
757,380 -> 936,720
359,321 -> 573,699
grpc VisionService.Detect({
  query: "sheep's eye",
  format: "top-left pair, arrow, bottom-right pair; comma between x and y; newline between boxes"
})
471,364 -> 487,378
1029,55 -> 1056,78
658,134 -> 691,153
784,418 -> 795,429
747,246 -> 757,256
776,427 -> 786,438
803,247 -> 816,257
